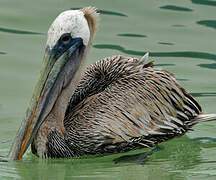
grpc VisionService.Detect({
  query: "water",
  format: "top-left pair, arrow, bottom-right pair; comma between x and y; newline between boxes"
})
0,0 -> 216,179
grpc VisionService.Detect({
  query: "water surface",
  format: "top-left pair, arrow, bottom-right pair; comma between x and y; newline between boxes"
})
0,0 -> 216,179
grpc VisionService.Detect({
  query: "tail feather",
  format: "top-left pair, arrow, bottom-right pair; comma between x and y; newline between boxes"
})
188,114 -> 216,126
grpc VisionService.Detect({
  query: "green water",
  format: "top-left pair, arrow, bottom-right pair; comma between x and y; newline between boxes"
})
0,0 -> 216,179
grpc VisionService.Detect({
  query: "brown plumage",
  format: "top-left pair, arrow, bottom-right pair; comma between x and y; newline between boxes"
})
51,54 -> 203,157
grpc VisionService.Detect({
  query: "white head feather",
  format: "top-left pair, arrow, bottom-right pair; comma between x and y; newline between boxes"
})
46,10 -> 90,48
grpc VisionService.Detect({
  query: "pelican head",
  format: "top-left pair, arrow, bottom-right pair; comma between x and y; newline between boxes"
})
8,7 -> 99,160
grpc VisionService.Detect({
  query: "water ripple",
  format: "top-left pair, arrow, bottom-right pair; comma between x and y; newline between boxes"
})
97,9 -> 127,17
158,42 -> 175,46
198,63 -> 216,69
191,92 -> 216,97
93,44 -> 216,60
172,25 -> 185,27
197,20 -> 216,30
193,137 -> 216,143
191,0 -> 216,7
71,8 -> 127,17
0,156 -> 8,162
0,51 -> 6,55
176,78 -> 189,81
155,63 -> 175,67
0,27 -> 42,35
160,5 -> 193,12
117,33 -> 147,38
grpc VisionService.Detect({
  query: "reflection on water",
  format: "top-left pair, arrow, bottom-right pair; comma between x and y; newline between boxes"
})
191,0 -> 216,7
158,42 -> 174,46
113,146 -> 163,165
159,5 -> 193,12
151,136 -> 202,171
0,27 -> 42,35
197,20 -> 216,30
191,92 -> 216,97
93,44 -> 216,60
198,63 -> 216,69
117,33 -> 147,38
71,8 -> 127,17
5,136 -> 204,180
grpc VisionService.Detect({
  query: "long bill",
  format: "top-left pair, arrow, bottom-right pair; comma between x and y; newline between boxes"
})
8,38 -> 85,161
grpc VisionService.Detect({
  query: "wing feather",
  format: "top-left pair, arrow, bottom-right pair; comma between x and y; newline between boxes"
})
64,55 -> 202,152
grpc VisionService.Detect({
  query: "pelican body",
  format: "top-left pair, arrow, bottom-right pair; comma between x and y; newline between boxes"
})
8,7 -> 216,160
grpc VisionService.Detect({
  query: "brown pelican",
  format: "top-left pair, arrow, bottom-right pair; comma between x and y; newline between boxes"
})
8,7 -> 216,160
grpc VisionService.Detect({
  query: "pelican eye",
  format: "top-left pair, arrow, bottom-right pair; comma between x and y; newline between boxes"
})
60,33 -> 72,45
